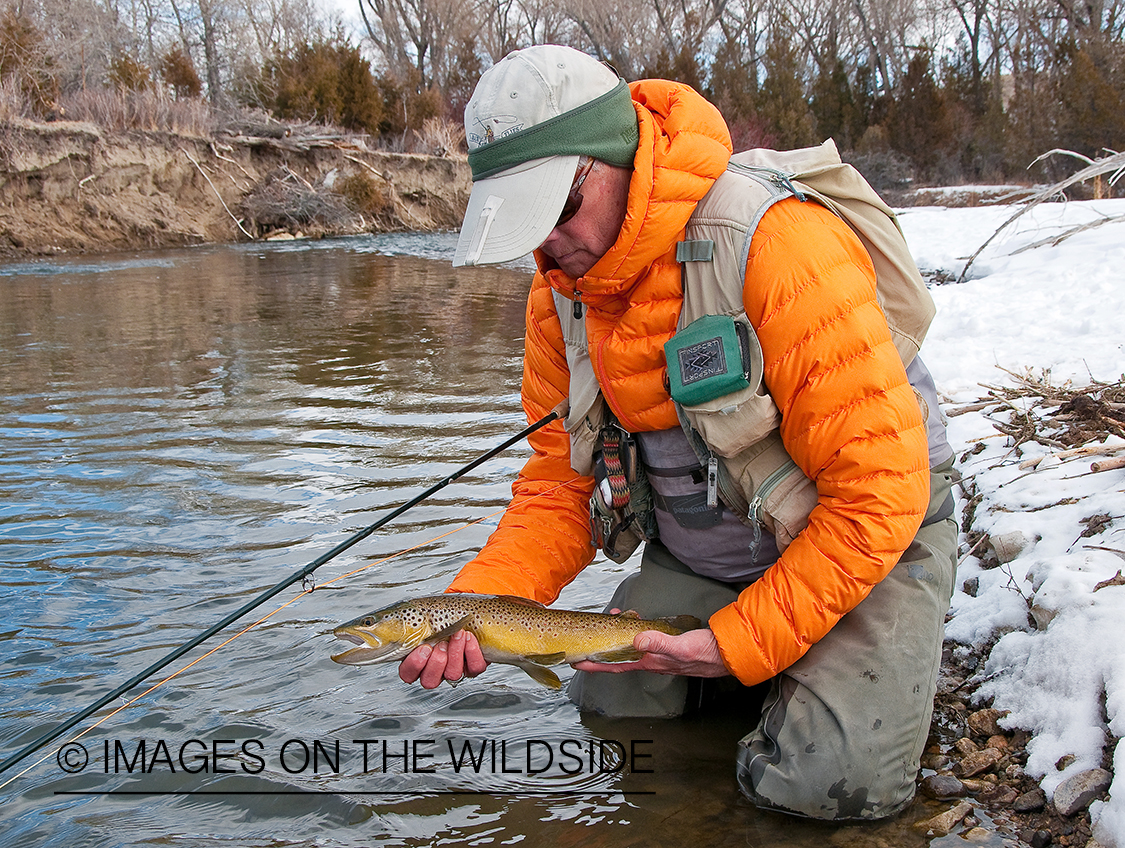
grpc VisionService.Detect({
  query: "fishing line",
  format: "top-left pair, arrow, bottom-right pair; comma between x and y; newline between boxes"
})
0,504 -> 533,793
2,474 -> 583,792
0,405 -> 570,780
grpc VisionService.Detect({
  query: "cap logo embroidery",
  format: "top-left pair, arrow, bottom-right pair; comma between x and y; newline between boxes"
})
470,115 -> 522,148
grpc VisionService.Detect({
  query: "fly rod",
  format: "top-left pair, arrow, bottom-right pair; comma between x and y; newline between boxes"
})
0,404 -> 565,778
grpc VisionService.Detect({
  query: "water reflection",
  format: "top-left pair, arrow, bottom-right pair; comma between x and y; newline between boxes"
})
1,236 -> 970,846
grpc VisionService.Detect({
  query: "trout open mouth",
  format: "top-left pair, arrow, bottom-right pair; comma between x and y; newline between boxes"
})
330,627 -> 403,665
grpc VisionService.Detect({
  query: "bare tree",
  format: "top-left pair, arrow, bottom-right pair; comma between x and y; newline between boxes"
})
240,0 -> 323,58
358,0 -> 474,87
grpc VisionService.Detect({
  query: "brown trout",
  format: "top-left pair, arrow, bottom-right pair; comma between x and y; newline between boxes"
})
331,593 -> 701,689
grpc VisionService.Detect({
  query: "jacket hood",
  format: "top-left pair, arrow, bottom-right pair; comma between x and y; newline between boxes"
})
535,80 -> 732,308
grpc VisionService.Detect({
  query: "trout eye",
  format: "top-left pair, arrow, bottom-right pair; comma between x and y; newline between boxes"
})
362,617 -> 375,627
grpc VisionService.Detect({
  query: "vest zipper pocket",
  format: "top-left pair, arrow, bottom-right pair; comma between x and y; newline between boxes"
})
747,458 -> 800,559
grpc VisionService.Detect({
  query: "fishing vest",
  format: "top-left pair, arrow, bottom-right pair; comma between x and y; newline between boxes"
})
555,141 -> 936,560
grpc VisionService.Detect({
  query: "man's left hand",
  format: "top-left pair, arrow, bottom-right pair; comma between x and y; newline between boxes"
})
572,627 -> 730,677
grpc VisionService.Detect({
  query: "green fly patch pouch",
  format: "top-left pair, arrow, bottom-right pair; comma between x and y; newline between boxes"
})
665,314 -> 753,406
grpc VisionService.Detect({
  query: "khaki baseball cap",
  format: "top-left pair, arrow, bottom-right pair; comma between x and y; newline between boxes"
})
453,45 -> 640,267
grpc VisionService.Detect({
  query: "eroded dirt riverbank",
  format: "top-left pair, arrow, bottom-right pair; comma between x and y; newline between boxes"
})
0,118 -> 471,258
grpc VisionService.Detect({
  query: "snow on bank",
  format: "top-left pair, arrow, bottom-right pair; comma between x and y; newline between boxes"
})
898,197 -> 1125,844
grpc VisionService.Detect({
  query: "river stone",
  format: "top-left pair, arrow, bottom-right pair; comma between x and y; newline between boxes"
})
979,784 -> 1019,806
954,747 -> 1003,778
967,708 -> 1007,737
1013,788 -> 1046,812
914,800 -> 973,836
962,826 -> 994,843
956,736 -> 981,754
920,774 -> 967,799
1019,829 -> 1052,848
986,734 -> 1010,750
1053,768 -> 1112,816
921,751 -> 952,770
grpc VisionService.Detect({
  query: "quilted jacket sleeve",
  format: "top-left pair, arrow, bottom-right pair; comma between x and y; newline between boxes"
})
446,274 -> 596,602
708,197 -> 930,686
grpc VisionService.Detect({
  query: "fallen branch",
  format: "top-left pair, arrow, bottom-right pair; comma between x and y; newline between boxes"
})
958,149 -> 1125,282
1091,456 -> 1125,473
946,400 -> 1002,417
1019,442 -> 1125,469
182,148 -> 254,240
1010,213 -> 1125,253
343,154 -> 388,182
1093,569 -> 1125,591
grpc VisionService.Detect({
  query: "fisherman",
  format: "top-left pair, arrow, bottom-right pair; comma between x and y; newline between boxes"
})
398,44 -> 957,821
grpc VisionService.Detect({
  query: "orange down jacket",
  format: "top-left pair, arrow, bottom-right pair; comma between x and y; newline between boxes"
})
447,79 -> 930,686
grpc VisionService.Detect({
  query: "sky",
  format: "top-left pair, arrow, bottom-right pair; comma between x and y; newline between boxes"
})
894,193 -> 1125,845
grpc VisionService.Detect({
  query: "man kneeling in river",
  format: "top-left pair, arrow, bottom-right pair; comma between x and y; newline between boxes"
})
398,44 -> 958,821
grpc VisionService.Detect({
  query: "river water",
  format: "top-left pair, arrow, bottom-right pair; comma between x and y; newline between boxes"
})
0,236 -> 1002,847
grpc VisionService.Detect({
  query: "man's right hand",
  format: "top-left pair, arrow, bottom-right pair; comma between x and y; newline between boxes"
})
398,628 -> 488,689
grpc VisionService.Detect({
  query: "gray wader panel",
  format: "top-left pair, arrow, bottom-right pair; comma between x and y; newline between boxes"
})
567,459 -> 957,821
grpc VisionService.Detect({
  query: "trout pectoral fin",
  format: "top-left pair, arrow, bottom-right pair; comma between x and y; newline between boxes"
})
585,647 -> 643,663
422,616 -> 474,646
516,662 -> 563,689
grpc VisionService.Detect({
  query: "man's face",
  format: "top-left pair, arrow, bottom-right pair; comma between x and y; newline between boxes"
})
538,161 -> 632,279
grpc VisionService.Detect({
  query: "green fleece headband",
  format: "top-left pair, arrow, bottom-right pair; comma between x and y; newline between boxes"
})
467,80 -> 639,180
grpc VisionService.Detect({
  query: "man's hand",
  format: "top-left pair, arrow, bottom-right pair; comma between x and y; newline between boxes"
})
572,627 -> 730,677
398,629 -> 488,689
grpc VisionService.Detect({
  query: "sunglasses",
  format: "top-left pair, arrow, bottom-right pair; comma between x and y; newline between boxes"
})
555,158 -> 595,227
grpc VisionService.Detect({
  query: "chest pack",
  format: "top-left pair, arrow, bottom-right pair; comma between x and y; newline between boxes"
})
558,139 -> 935,563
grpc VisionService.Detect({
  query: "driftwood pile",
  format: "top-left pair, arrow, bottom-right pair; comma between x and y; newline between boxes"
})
949,368 -> 1125,469
217,112 -> 369,153
237,165 -> 364,236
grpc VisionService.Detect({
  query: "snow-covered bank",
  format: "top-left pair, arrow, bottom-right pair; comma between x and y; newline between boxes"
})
899,197 -> 1125,845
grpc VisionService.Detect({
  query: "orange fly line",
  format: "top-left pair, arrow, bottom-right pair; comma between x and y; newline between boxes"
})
0,475 -> 582,791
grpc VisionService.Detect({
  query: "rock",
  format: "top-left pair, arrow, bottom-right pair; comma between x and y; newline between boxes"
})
987,734 -> 1011,750
1056,754 -> 1078,771
921,774 -> 968,799
1031,602 -> 1057,630
1006,763 -> 1026,780
963,826 -> 994,842
915,800 -> 974,836
1018,829 -> 1052,848
1013,787 -> 1047,812
1053,768 -> 1112,816
979,784 -> 1019,806
954,747 -> 1004,778
991,531 -> 1029,563
961,778 -> 992,793
957,736 -> 982,754
921,752 -> 953,770
968,708 -> 1008,737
